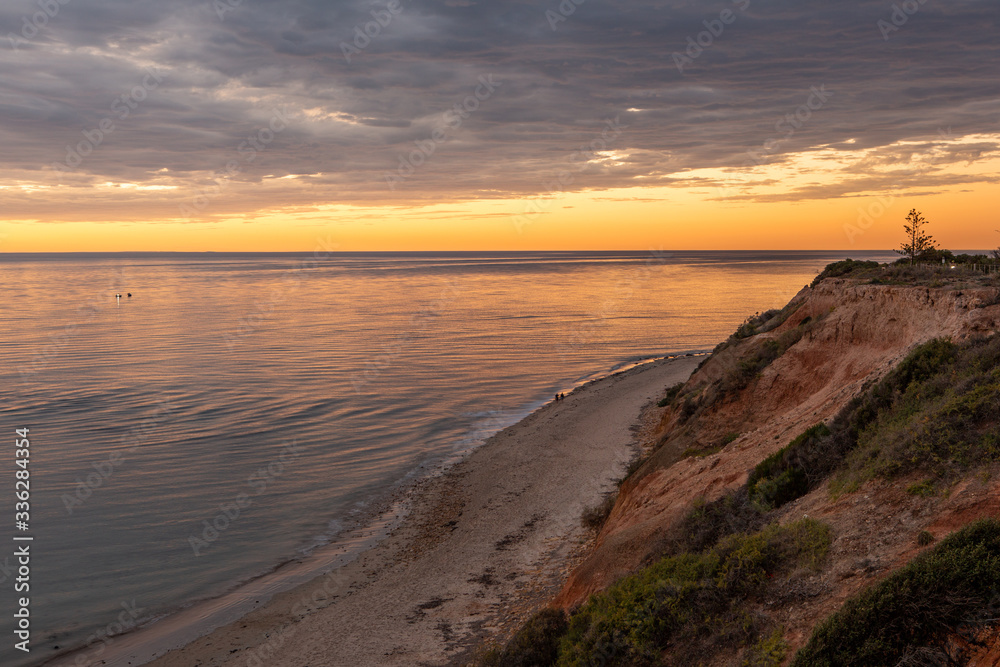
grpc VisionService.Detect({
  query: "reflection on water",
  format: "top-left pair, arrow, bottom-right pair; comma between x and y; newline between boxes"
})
0,250 -> 894,665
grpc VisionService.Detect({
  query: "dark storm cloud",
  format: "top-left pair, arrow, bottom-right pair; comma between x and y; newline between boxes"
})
1,0 -> 998,216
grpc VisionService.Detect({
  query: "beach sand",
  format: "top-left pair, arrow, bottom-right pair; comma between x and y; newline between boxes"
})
135,355 -> 701,667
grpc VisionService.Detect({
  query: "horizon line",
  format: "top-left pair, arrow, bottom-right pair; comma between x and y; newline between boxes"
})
0,249 -> 905,255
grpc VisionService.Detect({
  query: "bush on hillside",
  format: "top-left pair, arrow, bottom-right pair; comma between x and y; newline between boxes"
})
657,382 -> 684,407
666,487 -> 766,556
557,519 -> 831,667
833,336 -> 1000,492
792,519 -> 1000,667
811,259 -> 881,287
485,608 -> 568,667
748,424 -> 831,510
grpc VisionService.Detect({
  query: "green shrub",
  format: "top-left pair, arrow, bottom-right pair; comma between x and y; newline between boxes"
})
477,645 -> 502,666
734,336 -> 1000,504
722,328 -> 805,396
742,627 -> 788,667
917,530 -> 934,546
735,309 -> 783,339
792,519 -> 1000,667
677,394 -> 698,424
657,382 -> 684,407
558,519 -> 831,667
832,336 -> 1000,491
581,493 -> 616,531
811,259 -> 881,287
666,488 -> 766,556
748,424 -> 830,510
906,480 -> 936,498
812,257 -> 1000,288
491,608 -> 568,667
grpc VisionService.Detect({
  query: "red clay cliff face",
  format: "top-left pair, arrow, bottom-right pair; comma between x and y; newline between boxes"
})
555,280 -> 1000,613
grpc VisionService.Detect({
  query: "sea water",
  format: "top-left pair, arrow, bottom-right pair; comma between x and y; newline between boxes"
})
0,250 -> 894,665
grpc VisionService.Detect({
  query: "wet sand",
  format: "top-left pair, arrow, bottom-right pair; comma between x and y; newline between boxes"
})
103,355 -> 702,667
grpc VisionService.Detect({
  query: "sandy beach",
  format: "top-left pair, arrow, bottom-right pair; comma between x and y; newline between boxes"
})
105,355 -> 702,667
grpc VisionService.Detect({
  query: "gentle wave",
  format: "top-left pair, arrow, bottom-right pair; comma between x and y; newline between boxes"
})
0,250 -> 895,666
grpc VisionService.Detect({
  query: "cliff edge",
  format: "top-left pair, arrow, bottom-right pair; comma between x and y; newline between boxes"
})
527,263 -> 1000,666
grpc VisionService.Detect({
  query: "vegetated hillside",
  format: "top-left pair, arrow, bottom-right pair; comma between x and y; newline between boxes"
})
559,265 -> 1000,609
481,261 -> 1000,667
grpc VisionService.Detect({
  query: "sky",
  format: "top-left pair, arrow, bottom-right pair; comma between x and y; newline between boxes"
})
1,0 -> 999,251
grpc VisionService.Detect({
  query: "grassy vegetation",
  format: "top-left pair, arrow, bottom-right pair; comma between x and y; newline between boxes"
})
494,298 -> 1000,667
812,257 -> 1000,289
680,434 -> 738,460
489,496 -> 827,667
727,336 -> 1000,502
906,479 -> 936,498
748,424 -> 830,511
832,335 -> 1000,493
715,299 -> 805,357
742,627 -> 788,667
664,488 -> 765,556
733,302 -> 801,340
478,608 -> 569,667
792,518 -> 1000,666
719,328 -> 805,397
811,259 -> 881,287
657,382 -> 684,408
557,519 -> 831,667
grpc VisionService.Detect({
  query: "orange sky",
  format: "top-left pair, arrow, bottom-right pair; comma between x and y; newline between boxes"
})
5,149 -> 999,252
4,2 -> 1000,256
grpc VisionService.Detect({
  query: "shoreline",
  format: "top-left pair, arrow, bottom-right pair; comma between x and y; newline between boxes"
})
46,353 -> 705,667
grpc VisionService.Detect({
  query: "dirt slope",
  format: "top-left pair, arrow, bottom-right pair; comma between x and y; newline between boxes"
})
556,276 -> 1000,638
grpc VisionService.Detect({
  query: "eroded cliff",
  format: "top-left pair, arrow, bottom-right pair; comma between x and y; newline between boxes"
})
551,272 -> 1000,664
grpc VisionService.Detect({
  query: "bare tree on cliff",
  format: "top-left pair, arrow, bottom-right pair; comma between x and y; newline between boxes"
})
895,209 -> 937,265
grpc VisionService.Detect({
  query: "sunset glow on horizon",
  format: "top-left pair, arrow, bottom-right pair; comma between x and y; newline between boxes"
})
2,1 -> 999,252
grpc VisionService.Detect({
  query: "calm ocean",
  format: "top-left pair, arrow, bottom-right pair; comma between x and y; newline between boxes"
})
0,250 -> 893,665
